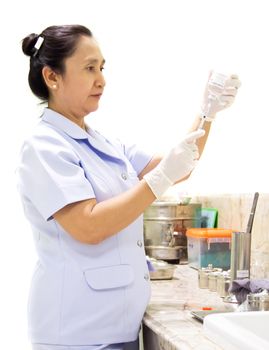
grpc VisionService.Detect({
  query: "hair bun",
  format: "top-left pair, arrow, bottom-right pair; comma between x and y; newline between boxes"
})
22,33 -> 40,57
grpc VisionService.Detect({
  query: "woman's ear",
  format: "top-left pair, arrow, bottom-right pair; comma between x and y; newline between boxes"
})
42,66 -> 59,91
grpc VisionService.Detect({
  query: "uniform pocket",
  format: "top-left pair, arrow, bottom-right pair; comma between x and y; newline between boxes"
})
84,264 -> 134,290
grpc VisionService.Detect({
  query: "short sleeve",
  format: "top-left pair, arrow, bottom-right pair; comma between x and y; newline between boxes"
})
17,134 -> 95,221
122,143 -> 153,176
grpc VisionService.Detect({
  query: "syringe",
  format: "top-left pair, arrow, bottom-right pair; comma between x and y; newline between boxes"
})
198,115 -> 207,129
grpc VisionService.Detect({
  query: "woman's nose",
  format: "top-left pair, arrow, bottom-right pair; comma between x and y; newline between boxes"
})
96,73 -> 106,88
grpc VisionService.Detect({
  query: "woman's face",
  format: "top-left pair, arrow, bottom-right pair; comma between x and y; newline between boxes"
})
51,35 -> 106,122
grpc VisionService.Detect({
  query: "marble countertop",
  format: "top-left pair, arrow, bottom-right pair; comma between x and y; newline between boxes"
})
143,264 -> 237,350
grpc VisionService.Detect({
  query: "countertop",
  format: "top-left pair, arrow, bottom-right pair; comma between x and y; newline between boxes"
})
143,264 -> 236,350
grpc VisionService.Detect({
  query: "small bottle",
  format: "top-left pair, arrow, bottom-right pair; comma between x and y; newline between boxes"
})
201,71 -> 228,122
208,72 -> 228,96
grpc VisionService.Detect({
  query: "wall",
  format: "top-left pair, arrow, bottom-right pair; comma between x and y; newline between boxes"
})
1,0 -> 269,348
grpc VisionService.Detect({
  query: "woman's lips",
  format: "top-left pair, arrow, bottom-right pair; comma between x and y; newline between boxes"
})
91,93 -> 102,99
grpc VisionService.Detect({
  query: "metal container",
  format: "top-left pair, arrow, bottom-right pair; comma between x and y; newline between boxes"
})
247,293 -> 269,311
230,231 -> 251,281
208,271 -> 223,292
144,202 -> 201,262
144,201 -> 201,220
143,220 -> 188,246
216,272 -> 231,297
146,246 -> 181,261
198,265 -> 213,289
148,258 -> 176,280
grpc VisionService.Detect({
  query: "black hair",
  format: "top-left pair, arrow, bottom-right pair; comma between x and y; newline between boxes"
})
22,25 -> 93,102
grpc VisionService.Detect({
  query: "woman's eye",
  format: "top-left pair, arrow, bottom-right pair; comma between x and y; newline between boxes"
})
87,66 -> 105,72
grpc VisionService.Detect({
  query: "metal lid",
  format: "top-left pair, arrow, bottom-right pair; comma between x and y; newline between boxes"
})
150,201 -> 184,206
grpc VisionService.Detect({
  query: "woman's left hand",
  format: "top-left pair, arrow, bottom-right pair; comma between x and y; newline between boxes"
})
201,71 -> 241,121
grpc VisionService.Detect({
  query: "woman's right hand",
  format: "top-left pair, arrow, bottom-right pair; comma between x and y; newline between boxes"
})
143,129 -> 205,199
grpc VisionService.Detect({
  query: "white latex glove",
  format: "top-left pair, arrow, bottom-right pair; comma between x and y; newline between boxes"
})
143,129 -> 205,199
201,71 -> 241,121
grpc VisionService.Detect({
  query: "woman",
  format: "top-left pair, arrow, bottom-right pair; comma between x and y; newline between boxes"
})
17,24 -> 240,350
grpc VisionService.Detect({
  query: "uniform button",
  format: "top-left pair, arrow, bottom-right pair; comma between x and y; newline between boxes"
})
137,240 -> 143,247
121,173 -> 128,180
144,273 -> 150,281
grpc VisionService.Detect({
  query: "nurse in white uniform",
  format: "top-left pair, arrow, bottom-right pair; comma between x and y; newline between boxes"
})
17,25 -> 240,350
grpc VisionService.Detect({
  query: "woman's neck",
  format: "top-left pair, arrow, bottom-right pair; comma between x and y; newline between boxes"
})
48,102 -> 87,130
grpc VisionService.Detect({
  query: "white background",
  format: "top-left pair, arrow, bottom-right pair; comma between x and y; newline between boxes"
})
1,0 -> 269,348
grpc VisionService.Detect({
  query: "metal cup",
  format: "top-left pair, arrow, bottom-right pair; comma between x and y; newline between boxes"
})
247,294 -> 269,311
230,231 -> 251,281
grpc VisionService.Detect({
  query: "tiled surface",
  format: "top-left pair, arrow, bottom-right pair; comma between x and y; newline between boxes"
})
143,265 -> 235,350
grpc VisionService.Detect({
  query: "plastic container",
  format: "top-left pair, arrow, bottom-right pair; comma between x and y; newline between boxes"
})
186,228 -> 232,269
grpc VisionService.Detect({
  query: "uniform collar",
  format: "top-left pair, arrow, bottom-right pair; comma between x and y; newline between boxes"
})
42,108 -> 89,140
41,108 -> 123,162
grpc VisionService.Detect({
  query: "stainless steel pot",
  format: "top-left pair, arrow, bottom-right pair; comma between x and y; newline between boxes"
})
143,219 -> 189,247
144,202 -> 201,262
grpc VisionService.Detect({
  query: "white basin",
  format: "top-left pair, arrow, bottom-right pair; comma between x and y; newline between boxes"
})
203,311 -> 269,350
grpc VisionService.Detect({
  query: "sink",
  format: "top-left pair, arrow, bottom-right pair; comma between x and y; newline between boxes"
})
203,311 -> 269,350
